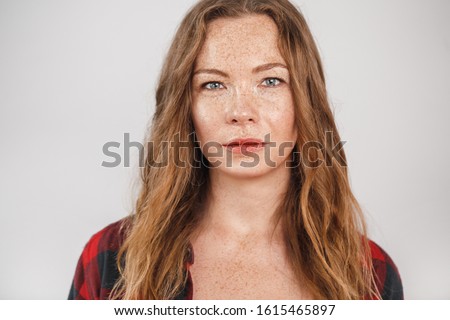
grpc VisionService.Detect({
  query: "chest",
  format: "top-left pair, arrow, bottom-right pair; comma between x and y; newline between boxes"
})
188,239 -> 311,299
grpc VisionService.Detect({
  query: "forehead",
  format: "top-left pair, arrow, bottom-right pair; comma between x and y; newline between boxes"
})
195,14 -> 286,70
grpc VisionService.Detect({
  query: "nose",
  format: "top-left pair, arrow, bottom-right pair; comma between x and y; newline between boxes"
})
225,88 -> 259,125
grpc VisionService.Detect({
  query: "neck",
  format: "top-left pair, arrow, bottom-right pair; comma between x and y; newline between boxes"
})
198,166 -> 291,241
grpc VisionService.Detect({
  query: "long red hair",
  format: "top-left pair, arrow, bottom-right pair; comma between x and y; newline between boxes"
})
111,0 -> 380,299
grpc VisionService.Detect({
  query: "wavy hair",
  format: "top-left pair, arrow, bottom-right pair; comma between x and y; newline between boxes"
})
111,0 -> 380,300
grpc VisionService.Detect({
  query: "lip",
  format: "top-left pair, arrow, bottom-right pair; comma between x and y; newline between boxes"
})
223,138 -> 267,154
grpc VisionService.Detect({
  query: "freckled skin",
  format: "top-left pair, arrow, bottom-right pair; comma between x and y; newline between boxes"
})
189,15 -> 310,300
191,14 -> 297,178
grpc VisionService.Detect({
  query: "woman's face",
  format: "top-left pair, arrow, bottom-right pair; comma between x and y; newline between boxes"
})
191,14 -> 297,178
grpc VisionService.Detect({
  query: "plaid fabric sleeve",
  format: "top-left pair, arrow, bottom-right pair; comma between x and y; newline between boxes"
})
68,218 -> 129,300
68,221 -> 403,300
369,240 -> 404,300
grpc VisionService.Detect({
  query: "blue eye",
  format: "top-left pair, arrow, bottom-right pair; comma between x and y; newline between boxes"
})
203,82 -> 224,90
263,78 -> 282,87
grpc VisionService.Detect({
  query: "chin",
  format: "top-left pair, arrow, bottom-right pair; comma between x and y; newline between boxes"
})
210,159 -> 288,180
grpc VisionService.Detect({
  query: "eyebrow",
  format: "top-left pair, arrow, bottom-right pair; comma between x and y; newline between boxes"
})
193,62 -> 288,77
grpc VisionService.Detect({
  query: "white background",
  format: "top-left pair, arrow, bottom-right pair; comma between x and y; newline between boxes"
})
1,0 -> 449,299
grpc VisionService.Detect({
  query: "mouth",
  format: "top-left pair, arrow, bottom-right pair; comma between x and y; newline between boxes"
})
223,138 -> 267,153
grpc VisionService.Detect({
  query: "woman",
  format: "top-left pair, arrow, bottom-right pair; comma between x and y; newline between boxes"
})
69,0 -> 403,300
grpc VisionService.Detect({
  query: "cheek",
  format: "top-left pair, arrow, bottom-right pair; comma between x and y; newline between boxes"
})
262,93 -> 297,138
191,100 -> 220,143
282,107 -> 297,136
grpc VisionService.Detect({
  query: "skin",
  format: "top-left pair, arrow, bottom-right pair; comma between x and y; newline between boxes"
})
190,14 -> 309,299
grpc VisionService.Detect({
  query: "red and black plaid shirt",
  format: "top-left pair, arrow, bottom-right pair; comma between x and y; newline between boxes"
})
68,218 -> 403,300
